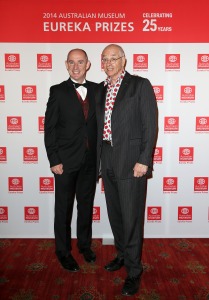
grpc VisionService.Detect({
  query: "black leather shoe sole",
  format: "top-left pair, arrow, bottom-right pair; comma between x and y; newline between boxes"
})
121,270 -> 143,296
80,249 -> 96,263
59,256 -> 80,272
84,256 -> 96,263
104,258 -> 124,271
122,286 -> 139,296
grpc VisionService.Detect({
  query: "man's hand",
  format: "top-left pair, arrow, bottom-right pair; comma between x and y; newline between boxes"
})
133,163 -> 148,178
51,164 -> 63,175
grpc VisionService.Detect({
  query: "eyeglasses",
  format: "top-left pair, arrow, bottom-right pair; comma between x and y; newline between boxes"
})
101,56 -> 124,65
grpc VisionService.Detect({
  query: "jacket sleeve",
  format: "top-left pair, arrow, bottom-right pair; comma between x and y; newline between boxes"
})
138,78 -> 158,167
44,86 -> 62,168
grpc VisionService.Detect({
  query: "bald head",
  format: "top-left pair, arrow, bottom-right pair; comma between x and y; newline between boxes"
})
66,48 -> 88,62
65,48 -> 90,83
101,44 -> 126,84
102,44 -> 125,57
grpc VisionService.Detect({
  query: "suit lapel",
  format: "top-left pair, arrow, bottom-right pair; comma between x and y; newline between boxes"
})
113,72 -> 131,110
97,84 -> 107,132
101,85 -> 107,122
66,78 -> 75,90
66,78 -> 79,101
86,82 -> 95,121
101,85 -> 107,112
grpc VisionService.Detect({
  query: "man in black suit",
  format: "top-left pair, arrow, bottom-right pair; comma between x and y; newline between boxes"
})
96,44 -> 158,295
44,49 -> 97,272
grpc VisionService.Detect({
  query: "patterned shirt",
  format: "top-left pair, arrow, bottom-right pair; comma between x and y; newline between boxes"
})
103,71 -> 126,142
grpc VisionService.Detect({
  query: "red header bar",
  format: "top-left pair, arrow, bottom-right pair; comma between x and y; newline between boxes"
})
0,0 -> 209,43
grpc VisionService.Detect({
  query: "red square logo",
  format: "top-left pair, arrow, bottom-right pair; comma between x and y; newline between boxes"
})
0,147 -> 7,162
5,53 -> 20,70
163,177 -> 178,192
37,54 -> 52,70
180,86 -> 195,101
38,117 -> 45,132
196,117 -> 209,132
22,85 -> 37,101
194,177 -> 208,192
93,206 -> 100,221
164,117 -> 179,132
23,147 -> 38,162
178,207 -> 192,221
39,177 -> 54,192
165,54 -> 180,70
153,86 -> 164,101
24,207 -> 39,221
197,54 -> 209,70
0,207 -> 8,221
179,147 -> 194,162
8,177 -> 23,192
153,147 -> 163,163
147,207 -> 162,221
133,54 -> 148,70
0,85 -> 5,100
7,116 -> 22,132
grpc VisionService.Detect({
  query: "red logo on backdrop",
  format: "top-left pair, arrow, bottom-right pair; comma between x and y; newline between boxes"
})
0,85 -> 5,100
93,206 -> 100,222
8,177 -> 23,192
0,147 -> 7,162
147,207 -> 162,221
180,86 -> 195,101
163,177 -> 178,192
23,147 -> 38,162
7,116 -> 22,132
101,179 -> 104,193
165,54 -> 180,70
153,86 -> 164,101
5,54 -> 20,70
194,177 -> 208,192
197,54 -> 209,70
164,117 -> 179,132
37,54 -> 52,70
196,117 -> 209,132
39,177 -> 54,192
0,207 -> 8,222
24,207 -> 39,222
38,117 -> 45,132
178,207 -> 192,221
22,85 -> 37,101
179,147 -> 194,163
153,147 -> 163,163
133,54 -> 148,70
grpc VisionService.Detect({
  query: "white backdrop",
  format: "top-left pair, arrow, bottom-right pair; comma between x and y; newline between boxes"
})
0,43 -> 209,239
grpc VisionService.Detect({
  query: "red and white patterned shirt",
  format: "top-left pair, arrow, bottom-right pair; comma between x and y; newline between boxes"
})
103,71 -> 126,142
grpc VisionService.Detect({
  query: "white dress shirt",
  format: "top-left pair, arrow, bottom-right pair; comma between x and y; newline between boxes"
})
71,78 -> 87,101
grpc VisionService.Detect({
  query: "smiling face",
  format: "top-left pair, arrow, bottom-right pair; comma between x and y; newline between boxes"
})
101,44 -> 126,84
65,49 -> 90,83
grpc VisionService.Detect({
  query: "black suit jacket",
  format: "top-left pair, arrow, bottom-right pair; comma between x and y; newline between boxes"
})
44,78 -> 97,171
96,72 -> 158,179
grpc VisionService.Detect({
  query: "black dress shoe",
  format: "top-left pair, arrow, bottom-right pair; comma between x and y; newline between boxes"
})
104,257 -> 124,271
121,270 -> 143,296
59,254 -> 80,272
80,248 -> 96,263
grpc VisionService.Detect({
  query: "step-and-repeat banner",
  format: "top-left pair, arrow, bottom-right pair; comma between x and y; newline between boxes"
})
0,0 -> 209,239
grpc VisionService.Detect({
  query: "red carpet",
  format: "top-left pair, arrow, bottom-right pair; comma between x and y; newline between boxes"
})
0,238 -> 209,299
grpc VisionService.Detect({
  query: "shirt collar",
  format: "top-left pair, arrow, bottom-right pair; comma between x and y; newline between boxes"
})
70,78 -> 86,84
104,70 -> 126,87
